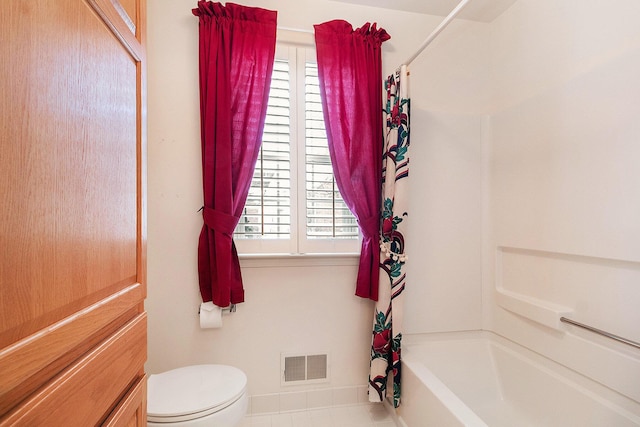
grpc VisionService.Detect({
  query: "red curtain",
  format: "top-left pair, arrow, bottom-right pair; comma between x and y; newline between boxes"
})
314,20 -> 390,301
192,2 -> 277,307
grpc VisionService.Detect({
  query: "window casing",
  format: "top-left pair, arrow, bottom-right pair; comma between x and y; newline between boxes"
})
234,44 -> 360,255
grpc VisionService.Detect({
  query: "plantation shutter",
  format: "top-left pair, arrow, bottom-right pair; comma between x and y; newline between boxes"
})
235,45 -> 359,254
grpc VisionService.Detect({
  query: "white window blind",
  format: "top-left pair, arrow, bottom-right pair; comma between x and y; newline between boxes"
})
234,45 -> 359,254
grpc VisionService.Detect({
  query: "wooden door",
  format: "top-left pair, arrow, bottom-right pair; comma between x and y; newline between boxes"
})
0,0 -> 147,425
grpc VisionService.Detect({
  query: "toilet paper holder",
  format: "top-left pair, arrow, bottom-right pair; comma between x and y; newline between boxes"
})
198,303 -> 236,314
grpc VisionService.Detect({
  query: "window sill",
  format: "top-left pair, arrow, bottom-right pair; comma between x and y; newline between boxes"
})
238,252 -> 360,268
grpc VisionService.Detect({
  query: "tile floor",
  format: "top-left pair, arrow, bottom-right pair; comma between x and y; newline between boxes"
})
239,403 -> 399,427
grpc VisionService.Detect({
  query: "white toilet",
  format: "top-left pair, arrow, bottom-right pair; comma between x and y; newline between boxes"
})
147,364 -> 248,426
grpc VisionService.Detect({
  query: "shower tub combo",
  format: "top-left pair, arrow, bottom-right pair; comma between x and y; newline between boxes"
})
397,331 -> 640,427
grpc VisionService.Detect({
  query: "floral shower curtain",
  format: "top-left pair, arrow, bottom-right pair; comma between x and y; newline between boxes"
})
368,65 -> 410,408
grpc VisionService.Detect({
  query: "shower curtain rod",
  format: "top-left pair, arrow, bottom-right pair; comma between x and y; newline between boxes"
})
404,0 -> 472,66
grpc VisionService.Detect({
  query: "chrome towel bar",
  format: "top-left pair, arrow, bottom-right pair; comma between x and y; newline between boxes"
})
560,317 -> 640,350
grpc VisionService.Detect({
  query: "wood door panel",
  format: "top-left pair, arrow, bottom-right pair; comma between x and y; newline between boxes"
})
0,0 -> 146,422
0,283 -> 144,415
0,314 -> 147,426
103,375 -> 147,427
117,0 -> 138,34
88,0 -> 145,59
0,0 -> 139,345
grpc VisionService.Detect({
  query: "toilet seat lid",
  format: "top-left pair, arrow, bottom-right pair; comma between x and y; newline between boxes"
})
147,364 -> 247,421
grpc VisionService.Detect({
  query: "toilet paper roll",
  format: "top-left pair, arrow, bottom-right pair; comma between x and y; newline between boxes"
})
199,302 -> 223,329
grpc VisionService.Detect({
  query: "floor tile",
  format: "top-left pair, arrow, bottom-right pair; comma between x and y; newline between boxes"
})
271,413 -> 294,427
249,414 -> 273,426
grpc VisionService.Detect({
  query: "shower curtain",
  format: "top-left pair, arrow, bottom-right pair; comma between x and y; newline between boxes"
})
368,65 -> 410,408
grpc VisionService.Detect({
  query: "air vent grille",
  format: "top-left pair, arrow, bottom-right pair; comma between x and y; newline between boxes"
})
284,356 -> 306,382
282,353 -> 329,384
306,354 -> 328,380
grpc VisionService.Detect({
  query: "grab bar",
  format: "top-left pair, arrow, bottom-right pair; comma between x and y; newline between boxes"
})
560,317 -> 640,350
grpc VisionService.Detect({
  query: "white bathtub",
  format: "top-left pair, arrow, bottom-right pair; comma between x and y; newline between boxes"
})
398,331 -> 640,427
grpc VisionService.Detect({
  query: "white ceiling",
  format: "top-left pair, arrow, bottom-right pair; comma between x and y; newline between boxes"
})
331,0 -> 518,23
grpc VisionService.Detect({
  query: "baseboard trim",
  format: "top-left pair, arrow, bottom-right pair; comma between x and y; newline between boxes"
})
249,385 -> 370,415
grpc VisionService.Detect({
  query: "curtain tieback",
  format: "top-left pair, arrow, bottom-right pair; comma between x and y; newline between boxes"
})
203,206 -> 238,236
357,215 -> 380,240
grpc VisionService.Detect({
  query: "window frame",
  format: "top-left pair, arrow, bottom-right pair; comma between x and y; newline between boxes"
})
234,35 -> 360,256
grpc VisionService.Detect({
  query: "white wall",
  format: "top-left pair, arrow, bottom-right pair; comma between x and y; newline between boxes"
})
146,0 -> 484,400
403,18 -> 489,334
484,0 -> 640,403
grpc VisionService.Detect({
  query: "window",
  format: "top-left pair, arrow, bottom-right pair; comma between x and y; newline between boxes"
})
234,44 -> 359,254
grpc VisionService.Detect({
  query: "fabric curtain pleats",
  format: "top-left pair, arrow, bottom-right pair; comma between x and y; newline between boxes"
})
192,1 -> 277,307
314,20 -> 390,301
368,66 -> 410,408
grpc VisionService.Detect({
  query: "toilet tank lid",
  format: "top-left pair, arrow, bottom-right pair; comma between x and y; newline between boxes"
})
147,364 -> 247,418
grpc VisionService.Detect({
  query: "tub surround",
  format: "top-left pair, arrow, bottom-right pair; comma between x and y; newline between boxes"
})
407,0 -> 640,415
484,0 -> 640,404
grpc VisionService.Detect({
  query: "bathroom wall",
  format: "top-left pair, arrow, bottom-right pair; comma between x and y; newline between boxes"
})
484,0 -> 640,403
403,17 -> 490,335
146,0 -> 485,401
147,0 -> 640,408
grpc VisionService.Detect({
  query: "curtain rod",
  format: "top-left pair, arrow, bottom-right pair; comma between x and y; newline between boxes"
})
404,0 -> 472,66
278,26 -> 313,34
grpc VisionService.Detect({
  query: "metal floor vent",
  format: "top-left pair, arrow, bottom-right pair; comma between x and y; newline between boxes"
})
282,353 -> 329,384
